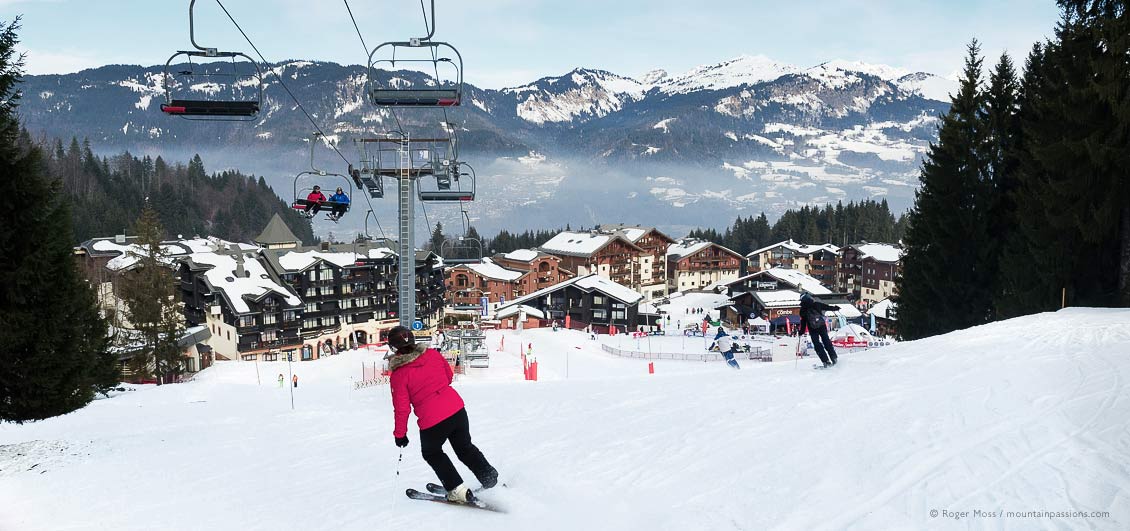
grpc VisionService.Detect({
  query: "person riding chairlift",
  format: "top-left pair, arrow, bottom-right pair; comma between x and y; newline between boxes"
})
304,185 -> 327,218
328,187 -> 350,221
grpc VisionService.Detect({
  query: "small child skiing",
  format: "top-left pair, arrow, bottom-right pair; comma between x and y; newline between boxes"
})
386,325 -> 499,504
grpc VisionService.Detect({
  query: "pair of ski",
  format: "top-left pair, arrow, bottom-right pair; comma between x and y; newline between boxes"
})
813,361 -> 840,370
405,483 -> 505,513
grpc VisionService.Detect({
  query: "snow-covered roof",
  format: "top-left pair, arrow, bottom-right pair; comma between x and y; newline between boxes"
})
496,304 -> 545,320
540,231 -> 641,257
540,231 -> 613,256
868,298 -> 897,320
502,249 -> 540,262
463,259 -> 525,282
278,250 -> 362,271
575,275 -> 645,305
368,247 -> 397,260
748,239 -> 840,258
832,324 -> 875,339
91,240 -> 190,272
498,273 -> 644,313
188,252 -> 300,314
754,289 -> 802,308
833,304 -> 862,319
762,267 -> 832,295
621,228 -> 647,242
666,240 -> 713,259
854,243 -> 903,263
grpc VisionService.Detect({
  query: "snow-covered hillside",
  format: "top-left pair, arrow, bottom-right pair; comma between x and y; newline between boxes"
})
4,308 -> 1126,530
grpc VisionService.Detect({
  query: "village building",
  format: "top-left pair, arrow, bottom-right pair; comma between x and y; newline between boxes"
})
80,214 -> 446,366
837,242 -> 903,304
666,239 -> 744,292
446,258 -> 526,308
867,298 -> 899,337
491,249 -> 573,296
596,224 -> 676,300
539,230 -> 646,293
493,273 -> 644,332
745,239 -> 840,288
722,267 -> 859,329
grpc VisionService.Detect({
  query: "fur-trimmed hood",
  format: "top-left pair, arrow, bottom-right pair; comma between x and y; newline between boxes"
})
386,344 -> 427,371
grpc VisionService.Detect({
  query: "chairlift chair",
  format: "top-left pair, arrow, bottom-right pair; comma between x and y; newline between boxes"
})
441,236 -> 483,266
418,161 -> 475,202
355,135 -> 455,178
290,135 -> 354,222
160,0 -> 263,121
367,40 -> 464,107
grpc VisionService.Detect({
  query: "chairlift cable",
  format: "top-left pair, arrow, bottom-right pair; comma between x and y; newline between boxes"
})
342,0 -> 370,57
213,0 -> 351,167
418,0 -> 457,156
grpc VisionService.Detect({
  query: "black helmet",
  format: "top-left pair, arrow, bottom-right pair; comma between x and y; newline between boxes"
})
387,325 -> 415,352
800,292 -> 814,303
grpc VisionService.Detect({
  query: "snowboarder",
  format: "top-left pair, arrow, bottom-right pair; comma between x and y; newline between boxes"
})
798,292 -> 839,368
386,325 -> 498,504
303,185 -> 326,218
328,187 -> 350,221
714,329 -> 741,369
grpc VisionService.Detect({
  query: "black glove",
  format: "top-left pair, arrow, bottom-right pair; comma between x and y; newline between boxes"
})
395,436 -> 409,448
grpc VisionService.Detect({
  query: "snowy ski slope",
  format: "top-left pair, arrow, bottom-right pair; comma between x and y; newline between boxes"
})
1,308 -> 1127,530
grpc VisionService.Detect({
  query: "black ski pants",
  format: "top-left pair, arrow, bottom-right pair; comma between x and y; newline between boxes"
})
420,408 -> 497,491
808,326 -> 838,365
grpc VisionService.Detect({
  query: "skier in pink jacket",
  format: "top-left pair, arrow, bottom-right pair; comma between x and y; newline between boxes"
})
387,325 -> 498,504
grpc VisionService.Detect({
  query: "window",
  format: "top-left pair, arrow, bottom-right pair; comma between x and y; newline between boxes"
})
239,315 -> 255,328
305,302 -> 319,313
302,346 -> 313,360
342,283 -> 353,295
262,352 -> 278,362
612,310 -> 626,320
283,310 -> 298,322
593,295 -> 606,305
261,330 -> 277,342
592,309 -> 607,320
304,318 -> 319,329
241,354 -> 257,361
319,267 -> 333,281
307,270 -> 316,281
263,313 -> 277,325
306,287 -> 316,297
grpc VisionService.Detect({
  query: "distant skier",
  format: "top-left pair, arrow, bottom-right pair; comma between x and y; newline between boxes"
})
328,187 -> 350,221
386,325 -> 499,504
798,293 -> 839,368
303,185 -> 326,218
277,373 -> 284,388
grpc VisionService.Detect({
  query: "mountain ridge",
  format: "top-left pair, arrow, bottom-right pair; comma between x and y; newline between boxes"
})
17,55 -> 951,236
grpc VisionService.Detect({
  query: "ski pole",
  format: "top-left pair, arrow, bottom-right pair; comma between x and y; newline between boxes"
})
391,449 -> 403,507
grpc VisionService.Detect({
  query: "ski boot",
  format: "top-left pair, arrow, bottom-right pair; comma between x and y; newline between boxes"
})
478,468 -> 499,490
446,484 -> 476,504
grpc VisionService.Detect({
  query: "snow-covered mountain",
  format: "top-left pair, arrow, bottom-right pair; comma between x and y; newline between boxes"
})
17,56 -> 955,236
2,308 -> 1127,530
500,68 -> 647,124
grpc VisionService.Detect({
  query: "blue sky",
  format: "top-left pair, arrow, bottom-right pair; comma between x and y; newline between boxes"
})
5,0 -> 1062,87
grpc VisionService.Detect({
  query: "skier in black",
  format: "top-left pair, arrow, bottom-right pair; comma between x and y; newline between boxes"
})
798,292 -> 840,368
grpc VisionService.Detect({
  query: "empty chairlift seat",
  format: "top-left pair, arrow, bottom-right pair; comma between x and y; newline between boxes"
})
367,41 -> 464,108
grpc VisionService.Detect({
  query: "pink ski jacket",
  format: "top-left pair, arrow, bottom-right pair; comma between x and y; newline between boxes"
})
390,347 -> 465,438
